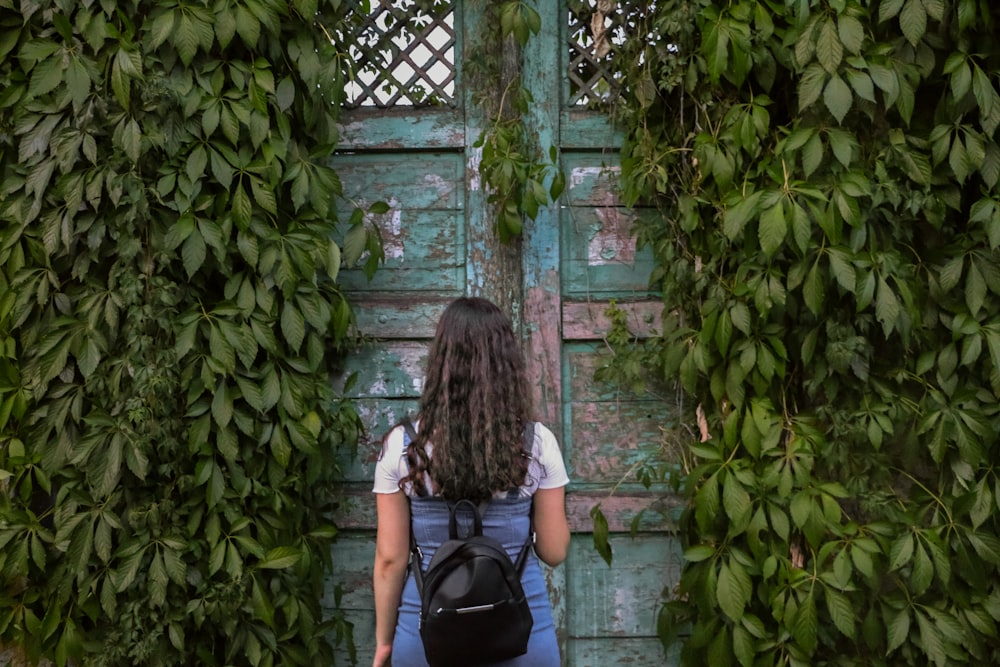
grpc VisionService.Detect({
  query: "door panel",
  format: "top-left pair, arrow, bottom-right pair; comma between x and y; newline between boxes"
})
328,2 -> 681,664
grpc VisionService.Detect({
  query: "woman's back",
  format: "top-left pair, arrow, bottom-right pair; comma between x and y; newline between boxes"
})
370,297 -> 570,667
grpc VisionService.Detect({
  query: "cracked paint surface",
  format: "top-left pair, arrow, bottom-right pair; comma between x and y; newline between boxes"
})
587,207 -> 637,266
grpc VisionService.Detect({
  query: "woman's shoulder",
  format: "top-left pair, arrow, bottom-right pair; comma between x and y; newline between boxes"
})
384,419 -> 420,449
375,422 -> 412,470
527,421 -> 559,453
522,421 -> 569,493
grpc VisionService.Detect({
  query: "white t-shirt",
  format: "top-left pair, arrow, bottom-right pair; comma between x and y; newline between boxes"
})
372,421 -> 570,498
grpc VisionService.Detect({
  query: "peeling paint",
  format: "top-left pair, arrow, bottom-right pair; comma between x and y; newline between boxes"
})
569,165 -> 619,186
587,207 -> 637,266
368,198 -> 405,260
466,145 -> 482,191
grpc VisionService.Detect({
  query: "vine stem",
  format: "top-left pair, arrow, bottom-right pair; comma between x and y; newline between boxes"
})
890,467 -> 955,527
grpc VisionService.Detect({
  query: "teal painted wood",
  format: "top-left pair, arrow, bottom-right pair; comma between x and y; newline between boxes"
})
562,300 -> 663,341
326,535 -> 376,615
326,2 -> 685,665
558,109 -> 622,150
334,346 -> 423,484
332,151 -> 467,292
351,297 -> 450,339
561,342 -> 678,504
568,400 -> 675,484
568,639 -> 680,667
336,221 -> 466,292
323,534 -> 377,659
566,489 -> 682,534
522,3 -> 570,661
336,397 -> 420,481
338,342 -> 428,399
552,4 -> 679,665
448,0 -> 518,306
337,108 -> 465,150
565,535 -> 682,666
564,344 -> 665,403
560,153 -> 656,298
333,152 -> 465,209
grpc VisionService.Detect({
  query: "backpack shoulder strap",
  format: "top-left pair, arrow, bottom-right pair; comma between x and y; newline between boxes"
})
517,420 -> 537,575
401,418 -> 418,450
401,418 -> 427,593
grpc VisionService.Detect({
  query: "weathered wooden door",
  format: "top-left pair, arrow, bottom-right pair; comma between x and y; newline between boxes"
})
329,2 -> 680,665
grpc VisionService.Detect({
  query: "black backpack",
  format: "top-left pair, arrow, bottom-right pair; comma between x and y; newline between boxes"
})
402,421 -> 534,667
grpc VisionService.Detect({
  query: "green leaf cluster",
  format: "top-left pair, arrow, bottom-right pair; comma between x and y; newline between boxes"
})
471,0 -> 564,242
0,1 -> 371,665
603,1 -> 1000,665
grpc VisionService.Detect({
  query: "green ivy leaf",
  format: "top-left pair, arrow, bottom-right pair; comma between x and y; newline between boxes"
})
723,473 -> 752,531
823,74 -> 853,123
915,609 -> 947,667
899,0 -> 927,46
846,70 -> 876,103
258,545 -> 301,570
792,591 -> 818,653
838,15 -> 864,54
824,586 -> 856,638
732,623 -> 754,667
802,132 -> 823,177
717,558 -> 751,622
798,63 -> 827,112
816,18 -> 843,74
684,545 -> 717,563
888,533 -> 915,570
590,504 -> 613,566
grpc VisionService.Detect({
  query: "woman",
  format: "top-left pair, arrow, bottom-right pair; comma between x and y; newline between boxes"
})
371,296 -> 571,667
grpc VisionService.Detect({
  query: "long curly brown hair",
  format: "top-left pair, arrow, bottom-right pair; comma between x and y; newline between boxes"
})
400,297 -> 533,502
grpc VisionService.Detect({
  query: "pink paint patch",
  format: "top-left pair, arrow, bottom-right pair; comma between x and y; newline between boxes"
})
588,208 -> 637,265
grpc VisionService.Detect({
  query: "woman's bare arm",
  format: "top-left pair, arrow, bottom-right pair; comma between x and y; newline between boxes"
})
372,491 -> 410,666
532,486 -> 570,566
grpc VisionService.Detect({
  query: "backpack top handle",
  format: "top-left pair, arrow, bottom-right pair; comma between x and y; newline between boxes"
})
448,499 -> 485,539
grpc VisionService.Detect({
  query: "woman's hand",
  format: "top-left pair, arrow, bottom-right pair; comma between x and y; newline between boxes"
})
372,643 -> 393,667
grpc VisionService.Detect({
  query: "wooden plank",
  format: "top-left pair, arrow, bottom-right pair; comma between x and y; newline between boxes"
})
559,109 -> 623,151
566,638 -> 680,667
567,401 -> 681,485
330,610 -> 375,667
337,342 -> 427,399
336,398 -> 420,483
336,107 -> 465,150
337,210 -> 466,292
326,534 -> 375,610
332,152 -> 464,210
564,344 -> 668,402
334,485 -> 377,529
522,5 -> 573,646
521,0 -> 564,435
566,489 -> 681,533
564,155 -> 621,206
559,152 -> 658,298
352,296 -> 451,339
560,204 -> 656,297
325,534 -> 376,666
563,300 -> 663,341
566,534 -> 682,636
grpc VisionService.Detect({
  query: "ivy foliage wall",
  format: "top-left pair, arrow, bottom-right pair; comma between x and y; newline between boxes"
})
0,1 -> 374,664
604,0 -> 1000,665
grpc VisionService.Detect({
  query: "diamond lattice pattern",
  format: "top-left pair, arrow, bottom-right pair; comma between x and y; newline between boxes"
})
345,0 -> 456,108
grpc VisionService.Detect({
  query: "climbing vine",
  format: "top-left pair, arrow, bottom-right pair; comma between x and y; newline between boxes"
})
598,1 -> 1000,665
470,0 -> 564,242
0,2 -> 374,665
